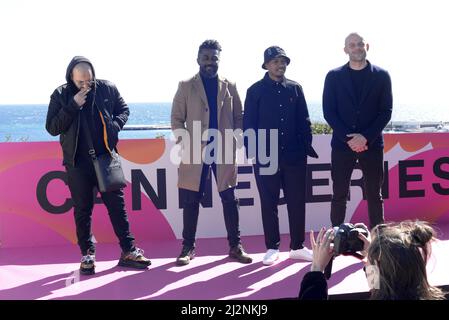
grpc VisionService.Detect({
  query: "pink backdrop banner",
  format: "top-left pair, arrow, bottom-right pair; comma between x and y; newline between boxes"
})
1,133 -> 449,248
0,140 -> 175,248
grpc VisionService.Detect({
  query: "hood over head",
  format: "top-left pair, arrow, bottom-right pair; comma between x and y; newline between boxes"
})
65,56 -> 96,88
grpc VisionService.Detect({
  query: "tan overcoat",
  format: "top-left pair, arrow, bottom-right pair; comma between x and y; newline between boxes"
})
171,73 -> 243,192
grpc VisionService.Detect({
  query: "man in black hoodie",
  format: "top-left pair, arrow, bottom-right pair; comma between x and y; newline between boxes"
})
46,56 -> 151,275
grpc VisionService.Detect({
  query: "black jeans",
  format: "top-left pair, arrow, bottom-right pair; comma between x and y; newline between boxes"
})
253,157 -> 307,250
330,148 -> 384,230
179,163 -> 241,249
66,158 -> 135,255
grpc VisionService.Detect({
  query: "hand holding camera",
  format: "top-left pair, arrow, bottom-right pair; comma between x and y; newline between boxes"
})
313,223 -> 370,279
310,227 -> 335,272
332,223 -> 369,258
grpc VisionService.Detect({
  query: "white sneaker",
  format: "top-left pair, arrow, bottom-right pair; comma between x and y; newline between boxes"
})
289,247 -> 313,261
263,249 -> 280,266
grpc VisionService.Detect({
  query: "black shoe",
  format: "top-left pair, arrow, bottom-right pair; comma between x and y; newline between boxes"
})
118,247 -> 151,269
176,246 -> 195,266
80,251 -> 96,275
229,245 -> 252,264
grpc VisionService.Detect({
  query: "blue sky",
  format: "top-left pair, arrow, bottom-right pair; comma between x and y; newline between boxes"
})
0,0 -> 448,111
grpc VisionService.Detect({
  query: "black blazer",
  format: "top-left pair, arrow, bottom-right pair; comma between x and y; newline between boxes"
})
322,61 -> 392,151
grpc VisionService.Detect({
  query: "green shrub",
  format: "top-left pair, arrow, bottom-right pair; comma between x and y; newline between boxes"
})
311,122 -> 332,134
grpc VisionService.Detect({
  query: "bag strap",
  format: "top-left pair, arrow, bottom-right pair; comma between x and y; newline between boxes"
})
80,111 -> 97,161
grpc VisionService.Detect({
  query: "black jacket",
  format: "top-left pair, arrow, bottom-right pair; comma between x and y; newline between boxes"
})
323,61 -> 392,151
298,271 -> 328,300
45,56 -> 129,166
243,73 -> 318,165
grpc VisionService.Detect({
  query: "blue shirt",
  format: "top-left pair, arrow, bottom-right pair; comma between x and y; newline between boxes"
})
201,75 -> 218,132
201,74 -> 218,160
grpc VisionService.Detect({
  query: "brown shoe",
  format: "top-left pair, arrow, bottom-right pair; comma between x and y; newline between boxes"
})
229,245 -> 252,264
118,247 -> 151,269
176,246 -> 195,266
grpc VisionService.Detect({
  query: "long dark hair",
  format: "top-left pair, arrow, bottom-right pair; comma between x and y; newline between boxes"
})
368,220 -> 445,300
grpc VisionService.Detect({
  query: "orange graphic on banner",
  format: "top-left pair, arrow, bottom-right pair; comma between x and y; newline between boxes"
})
118,139 -> 166,164
384,133 -> 449,153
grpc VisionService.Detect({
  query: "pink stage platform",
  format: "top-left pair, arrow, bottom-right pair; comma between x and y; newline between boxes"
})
1,225 -> 448,300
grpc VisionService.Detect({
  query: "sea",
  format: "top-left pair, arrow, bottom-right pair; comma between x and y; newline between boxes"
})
0,103 -> 172,142
0,102 -> 447,142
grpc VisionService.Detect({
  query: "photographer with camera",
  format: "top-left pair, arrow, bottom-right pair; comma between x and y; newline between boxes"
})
298,221 -> 445,300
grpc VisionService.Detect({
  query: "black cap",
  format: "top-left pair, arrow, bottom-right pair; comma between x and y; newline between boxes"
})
262,46 -> 290,69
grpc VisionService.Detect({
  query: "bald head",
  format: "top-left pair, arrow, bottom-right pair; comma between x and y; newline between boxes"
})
344,32 -> 369,67
73,62 -> 92,73
72,62 -> 93,90
345,33 -> 364,46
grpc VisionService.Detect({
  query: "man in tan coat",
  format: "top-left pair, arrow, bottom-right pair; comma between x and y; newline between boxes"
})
171,39 -> 252,266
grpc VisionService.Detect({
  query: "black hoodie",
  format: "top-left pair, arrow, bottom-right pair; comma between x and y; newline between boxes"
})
46,56 -> 130,167
65,56 -> 96,89
71,57 -> 109,162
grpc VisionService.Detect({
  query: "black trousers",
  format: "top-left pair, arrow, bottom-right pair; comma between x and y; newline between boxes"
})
330,148 -> 384,230
179,162 -> 241,249
66,158 -> 135,255
253,157 -> 307,250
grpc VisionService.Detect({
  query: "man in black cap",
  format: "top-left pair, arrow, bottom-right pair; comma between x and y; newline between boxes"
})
243,46 -> 318,266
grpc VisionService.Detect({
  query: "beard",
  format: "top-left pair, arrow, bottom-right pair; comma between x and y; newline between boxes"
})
200,65 -> 218,78
350,51 -> 366,62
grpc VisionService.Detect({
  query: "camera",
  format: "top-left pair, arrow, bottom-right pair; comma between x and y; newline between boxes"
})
333,223 -> 369,255
324,223 -> 369,279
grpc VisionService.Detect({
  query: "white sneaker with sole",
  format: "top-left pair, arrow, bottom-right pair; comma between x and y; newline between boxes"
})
289,247 -> 313,261
263,249 -> 280,266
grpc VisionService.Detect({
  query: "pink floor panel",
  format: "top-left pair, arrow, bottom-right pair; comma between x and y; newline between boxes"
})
1,227 -> 448,300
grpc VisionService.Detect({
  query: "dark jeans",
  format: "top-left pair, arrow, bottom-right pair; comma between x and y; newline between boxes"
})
253,157 -> 307,250
66,158 -> 135,255
179,163 -> 241,249
330,148 -> 384,230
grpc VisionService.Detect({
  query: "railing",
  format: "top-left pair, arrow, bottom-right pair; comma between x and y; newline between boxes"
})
384,121 -> 449,132
122,121 -> 449,133
123,125 -> 171,131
